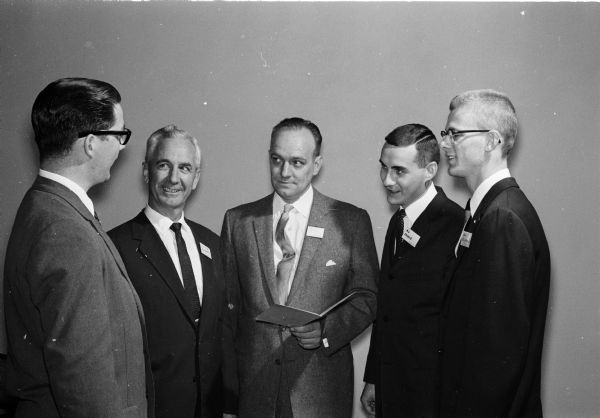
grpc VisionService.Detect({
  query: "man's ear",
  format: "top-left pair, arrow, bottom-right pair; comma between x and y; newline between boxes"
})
142,161 -> 149,184
191,168 -> 201,190
424,161 -> 438,182
485,130 -> 502,152
313,155 -> 323,176
82,135 -> 95,158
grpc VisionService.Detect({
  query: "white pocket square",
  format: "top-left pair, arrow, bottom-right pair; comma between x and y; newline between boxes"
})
326,260 -> 336,267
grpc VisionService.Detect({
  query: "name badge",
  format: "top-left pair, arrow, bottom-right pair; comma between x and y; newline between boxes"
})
199,243 -> 212,259
402,228 -> 421,247
306,226 -> 324,238
459,231 -> 472,248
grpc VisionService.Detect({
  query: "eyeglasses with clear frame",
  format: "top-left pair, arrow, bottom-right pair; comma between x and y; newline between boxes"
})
439,129 -> 490,146
78,128 -> 132,145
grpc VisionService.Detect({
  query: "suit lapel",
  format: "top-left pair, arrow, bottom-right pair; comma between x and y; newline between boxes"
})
133,212 -> 196,324
454,177 -> 519,266
190,223 -> 215,333
442,178 -> 520,305
34,177 -> 129,279
33,177 -> 147,326
381,213 -> 395,275
286,190 -> 328,304
252,196 -> 278,305
390,187 -> 445,263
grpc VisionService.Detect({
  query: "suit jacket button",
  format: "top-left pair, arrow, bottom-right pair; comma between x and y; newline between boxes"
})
275,359 -> 281,365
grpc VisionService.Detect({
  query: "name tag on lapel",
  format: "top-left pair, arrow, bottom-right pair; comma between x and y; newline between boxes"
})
459,231 -> 472,248
402,228 -> 420,247
306,226 -> 324,238
199,243 -> 212,259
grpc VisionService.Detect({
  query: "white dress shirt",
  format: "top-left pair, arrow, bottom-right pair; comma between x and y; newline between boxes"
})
272,186 -> 313,296
144,205 -> 203,304
39,169 -> 95,216
403,182 -> 438,231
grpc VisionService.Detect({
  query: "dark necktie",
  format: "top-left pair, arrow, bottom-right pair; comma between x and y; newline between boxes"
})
456,199 -> 474,258
170,222 -> 202,321
275,204 -> 295,305
391,208 -> 406,258
464,199 -> 472,225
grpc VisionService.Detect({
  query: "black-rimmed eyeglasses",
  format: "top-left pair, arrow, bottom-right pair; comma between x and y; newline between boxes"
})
78,128 -> 132,145
440,129 -> 490,146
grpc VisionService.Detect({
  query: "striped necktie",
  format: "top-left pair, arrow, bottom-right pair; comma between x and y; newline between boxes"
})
275,204 -> 295,305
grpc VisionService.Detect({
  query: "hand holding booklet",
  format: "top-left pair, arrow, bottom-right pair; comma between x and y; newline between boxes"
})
255,291 -> 365,327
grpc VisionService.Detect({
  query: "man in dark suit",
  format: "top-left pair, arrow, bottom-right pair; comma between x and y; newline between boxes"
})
221,117 -> 379,418
360,124 -> 463,417
109,125 -> 237,418
4,78 -> 152,417
438,89 -> 551,417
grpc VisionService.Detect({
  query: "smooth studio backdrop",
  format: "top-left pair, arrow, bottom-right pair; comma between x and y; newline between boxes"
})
1,3 -> 598,417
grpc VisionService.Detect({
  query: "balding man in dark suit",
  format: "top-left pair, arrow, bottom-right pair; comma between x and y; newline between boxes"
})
109,125 -> 237,418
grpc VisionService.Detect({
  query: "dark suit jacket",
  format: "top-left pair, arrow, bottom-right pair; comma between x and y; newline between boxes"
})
109,212 -> 237,418
221,189 -> 379,418
364,187 -> 463,418
3,177 -> 152,418
439,177 -> 551,418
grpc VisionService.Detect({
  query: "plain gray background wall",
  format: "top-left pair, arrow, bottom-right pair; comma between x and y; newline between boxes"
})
1,3 -> 599,417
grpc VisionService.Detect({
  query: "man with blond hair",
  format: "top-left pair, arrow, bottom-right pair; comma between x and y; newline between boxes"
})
438,90 -> 550,417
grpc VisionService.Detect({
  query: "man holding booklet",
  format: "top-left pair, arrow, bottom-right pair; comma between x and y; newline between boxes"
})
221,117 -> 378,418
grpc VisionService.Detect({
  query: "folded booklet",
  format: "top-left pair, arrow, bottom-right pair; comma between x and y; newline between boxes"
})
255,290 -> 366,327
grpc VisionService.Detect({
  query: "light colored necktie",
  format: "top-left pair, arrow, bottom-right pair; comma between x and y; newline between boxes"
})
275,204 -> 295,305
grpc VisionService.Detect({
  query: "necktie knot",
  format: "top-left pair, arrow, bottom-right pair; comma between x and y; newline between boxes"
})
397,208 -> 406,221
170,222 -> 182,234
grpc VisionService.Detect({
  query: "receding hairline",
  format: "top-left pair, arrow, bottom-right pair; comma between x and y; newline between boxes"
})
145,126 -> 202,166
270,126 -> 320,155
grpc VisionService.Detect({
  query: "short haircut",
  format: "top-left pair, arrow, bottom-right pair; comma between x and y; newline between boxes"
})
449,89 -> 518,157
270,117 -> 322,156
31,77 -> 121,161
384,123 -> 440,167
145,124 -> 201,167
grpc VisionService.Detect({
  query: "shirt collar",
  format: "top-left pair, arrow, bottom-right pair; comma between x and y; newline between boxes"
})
470,168 -> 511,215
39,169 -> 95,215
403,182 -> 437,224
273,185 -> 313,218
144,205 -> 188,232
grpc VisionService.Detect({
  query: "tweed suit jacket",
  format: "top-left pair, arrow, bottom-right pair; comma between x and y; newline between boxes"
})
221,189 -> 378,418
3,176 -> 152,418
439,178 -> 551,418
364,187 -> 463,418
109,212 -> 238,418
